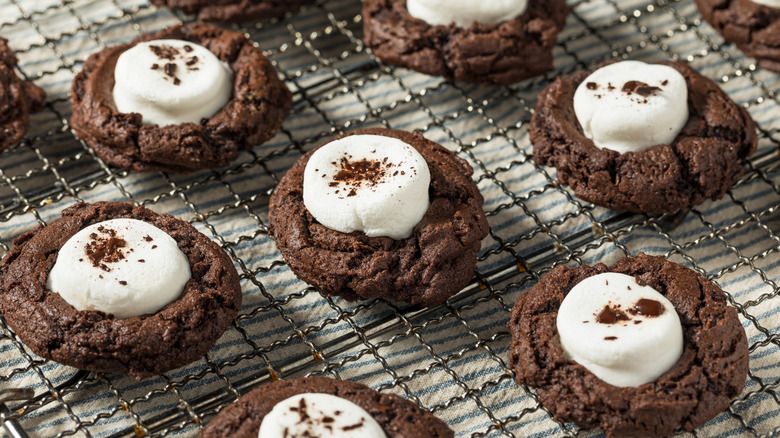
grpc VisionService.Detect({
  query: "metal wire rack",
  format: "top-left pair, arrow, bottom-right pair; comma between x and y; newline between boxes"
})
0,0 -> 778,436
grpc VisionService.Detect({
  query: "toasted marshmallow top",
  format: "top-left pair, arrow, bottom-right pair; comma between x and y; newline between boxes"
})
113,39 -> 232,126
303,135 -> 431,240
573,61 -> 689,154
556,272 -> 684,387
258,393 -> 387,438
47,219 -> 191,319
406,0 -> 528,28
752,0 -> 780,7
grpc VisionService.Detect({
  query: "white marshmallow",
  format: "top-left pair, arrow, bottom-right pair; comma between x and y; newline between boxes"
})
573,61 -> 689,154
556,272 -> 683,387
752,0 -> 780,8
47,219 -> 191,319
303,135 -> 431,240
406,0 -> 528,28
258,393 -> 387,438
113,39 -> 232,126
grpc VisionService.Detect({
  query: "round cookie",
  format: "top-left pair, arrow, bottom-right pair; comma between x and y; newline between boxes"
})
362,0 -> 569,86
268,128 -> 489,307
508,253 -> 749,437
0,37 -> 46,151
0,202 -> 242,380
70,23 -> 291,172
695,0 -> 780,73
530,61 -> 757,213
150,0 -> 312,23
199,376 -> 454,437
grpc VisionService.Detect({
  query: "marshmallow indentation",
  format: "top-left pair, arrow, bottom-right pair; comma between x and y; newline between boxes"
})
113,39 -> 232,126
556,272 -> 683,387
47,219 -> 191,319
406,0 -> 528,28
303,135 -> 431,240
258,393 -> 387,438
573,61 -> 688,154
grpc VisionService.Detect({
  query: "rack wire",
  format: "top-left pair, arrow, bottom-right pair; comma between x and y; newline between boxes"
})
0,0 -> 778,436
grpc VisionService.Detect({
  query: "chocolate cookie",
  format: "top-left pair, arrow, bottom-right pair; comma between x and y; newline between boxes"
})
530,61 -> 757,213
199,376 -> 454,437
150,0 -> 312,23
508,254 -> 749,437
268,128 -> 489,307
70,23 -> 291,172
362,0 -> 569,86
0,202 -> 242,379
695,0 -> 780,73
0,37 -> 46,151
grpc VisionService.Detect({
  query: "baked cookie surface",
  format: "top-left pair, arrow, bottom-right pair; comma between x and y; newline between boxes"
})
0,37 -> 46,151
695,0 -> 780,73
362,0 -> 569,86
0,202 -> 242,379
70,23 -> 291,172
530,61 -> 757,213
150,0 -> 311,23
199,376 -> 453,438
508,253 -> 749,437
268,128 -> 489,307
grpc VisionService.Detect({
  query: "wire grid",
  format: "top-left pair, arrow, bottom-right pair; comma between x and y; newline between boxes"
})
0,0 -> 778,436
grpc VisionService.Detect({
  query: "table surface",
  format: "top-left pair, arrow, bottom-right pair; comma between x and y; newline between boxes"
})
0,0 -> 778,437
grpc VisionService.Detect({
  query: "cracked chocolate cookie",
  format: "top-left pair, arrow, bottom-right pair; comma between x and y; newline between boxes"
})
268,128 -> 489,307
695,0 -> 780,73
362,0 -> 569,86
508,253 -> 749,437
70,23 -> 291,172
199,376 -> 453,438
530,60 -> 757,213
0,37 -> 46,151
0,202 -> 242,379
150,0 -> 312,23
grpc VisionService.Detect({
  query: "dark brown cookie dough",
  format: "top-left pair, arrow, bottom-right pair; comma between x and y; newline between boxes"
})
199,376 -> 454,438
0,202 -> 242,380
70,23 -> 291,172
530,61 -> 757,213
508,253 -> 749,437
0,37 -> 46,151
695,0 -> 780,73
150,0 -> 312,23
268,128 -> 489,307
362,0 -> 569,86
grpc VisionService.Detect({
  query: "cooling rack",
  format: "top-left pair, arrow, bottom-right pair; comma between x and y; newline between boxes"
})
0,0 -> 778,436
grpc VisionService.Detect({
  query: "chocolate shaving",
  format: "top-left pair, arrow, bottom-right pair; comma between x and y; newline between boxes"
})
622,80 -> 662,97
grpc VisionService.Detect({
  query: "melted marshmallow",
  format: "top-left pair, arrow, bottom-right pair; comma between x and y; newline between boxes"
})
113,39 -> 232,126
258,393 -> 387,438
556,272 -> 683,387
47,219 -> 191,319
573,61 -> 688,154
406,0 -> 528,28
303,135 -> 431,240
751,0 -> 780,7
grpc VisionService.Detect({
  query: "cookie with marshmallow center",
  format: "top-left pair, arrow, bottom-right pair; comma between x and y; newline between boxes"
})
508,253 -> 748,437
198,376 -> 453,438
531,60 -> 757,213
70,23 -> 291,172
269,128 -> 489,307
150,0 -> 312,23
0,202 -> 242,379
0,36 -> 46,151
695,0 -> 780,73
362,0 -> 569,85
